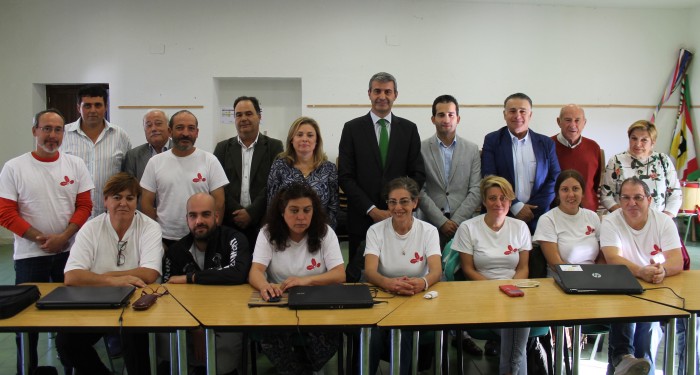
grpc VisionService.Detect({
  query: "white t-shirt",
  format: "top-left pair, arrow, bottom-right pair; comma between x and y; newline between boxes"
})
65,212 -> 163,275
140,148 -> 229,239
364,218 -> 441,278
533,207 -> 600,265
452,215 -> 532,280
599,209 -> 681,268
252,225 -> 344,284
0,152 -> 94,260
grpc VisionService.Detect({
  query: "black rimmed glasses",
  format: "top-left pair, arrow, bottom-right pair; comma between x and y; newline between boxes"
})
141,285 -> 169,297
117,240 -> 128,266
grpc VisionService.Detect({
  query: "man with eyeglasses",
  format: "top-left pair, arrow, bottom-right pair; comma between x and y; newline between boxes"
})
600,177 -> 683,375
61,84 -> 132,218
0,109 -> 94,374
58,172 -> 163,375
140,110 -> 229,248
121,109 -> 172,181
161,192 -> 251,374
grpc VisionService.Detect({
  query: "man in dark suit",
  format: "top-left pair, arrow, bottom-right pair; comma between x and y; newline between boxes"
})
481,92 -> 560,233
121,109 -> 172,181
339,72 -> 425,264
213,96 -> 283,247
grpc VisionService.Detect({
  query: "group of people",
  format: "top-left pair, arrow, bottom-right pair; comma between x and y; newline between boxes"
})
0,72 -> 695,375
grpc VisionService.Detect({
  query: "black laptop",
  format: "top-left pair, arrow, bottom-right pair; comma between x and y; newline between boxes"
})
35,286 -> 136,309
553,264 -> 644,294
287,284 -> 374,310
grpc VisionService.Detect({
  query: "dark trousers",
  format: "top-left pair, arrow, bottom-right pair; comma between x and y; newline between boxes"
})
56,332 -> 150,375
14,252 -> 69,375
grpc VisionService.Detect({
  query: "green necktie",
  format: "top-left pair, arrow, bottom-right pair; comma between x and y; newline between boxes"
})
378,119 -> 389,167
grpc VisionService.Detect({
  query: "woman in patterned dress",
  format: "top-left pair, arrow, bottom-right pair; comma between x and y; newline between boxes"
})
601,120 -> 681,216
267,116 -> 339,228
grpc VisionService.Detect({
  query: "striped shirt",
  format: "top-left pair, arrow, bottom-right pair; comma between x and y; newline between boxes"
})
61,119 -> 132,217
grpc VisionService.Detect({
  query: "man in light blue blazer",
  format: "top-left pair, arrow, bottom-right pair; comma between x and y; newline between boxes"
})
481,93 -> 560,234
418,95 -> 481,248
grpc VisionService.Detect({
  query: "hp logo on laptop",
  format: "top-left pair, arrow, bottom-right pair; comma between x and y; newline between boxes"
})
592,273 -> 602,278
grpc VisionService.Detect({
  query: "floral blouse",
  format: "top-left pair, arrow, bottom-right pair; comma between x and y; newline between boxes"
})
266,158 -> 339,229
601,151 -> 681,214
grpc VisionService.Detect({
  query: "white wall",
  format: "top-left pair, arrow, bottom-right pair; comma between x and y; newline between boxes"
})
0,0 -> 697,241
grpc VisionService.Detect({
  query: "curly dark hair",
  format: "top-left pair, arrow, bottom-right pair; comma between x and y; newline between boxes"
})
264,182 -> 328,253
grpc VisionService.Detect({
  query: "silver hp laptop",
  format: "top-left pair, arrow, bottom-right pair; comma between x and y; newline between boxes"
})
36,286 -> 136,309
553,264 -> 644,294
287,284 -> 374,310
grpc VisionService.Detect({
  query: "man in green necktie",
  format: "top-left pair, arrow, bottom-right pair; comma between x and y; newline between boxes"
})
338,72 -> 426,271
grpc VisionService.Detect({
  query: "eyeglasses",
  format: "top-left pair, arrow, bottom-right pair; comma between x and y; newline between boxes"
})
620,195 -> 647,203
141,285 -> 169,297
116,240 -> 127,266
386,198 -> 414,207
36,126 -> 64,134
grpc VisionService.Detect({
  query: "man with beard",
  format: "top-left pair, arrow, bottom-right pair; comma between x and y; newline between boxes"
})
141,110 -> 229,246
122,109 -> 172,181
0,109 -> 93,374
161,192 -> 250,374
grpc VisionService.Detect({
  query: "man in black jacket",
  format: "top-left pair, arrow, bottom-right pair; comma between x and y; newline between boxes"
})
162,192 -> 251,374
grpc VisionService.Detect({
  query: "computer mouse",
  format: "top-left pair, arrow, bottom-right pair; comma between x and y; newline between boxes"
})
268,296 -> 281,303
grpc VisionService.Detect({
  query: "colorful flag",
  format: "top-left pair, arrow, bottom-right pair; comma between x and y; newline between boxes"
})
651,49 -> 693,123
670,76 -> 698,180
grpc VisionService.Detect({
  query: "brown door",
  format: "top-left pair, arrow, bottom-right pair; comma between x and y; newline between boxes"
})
46,84 -> 110,123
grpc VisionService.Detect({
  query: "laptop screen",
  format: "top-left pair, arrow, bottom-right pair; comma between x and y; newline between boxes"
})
287,284 -> 374,310
553,264 -> 643,294
36,286 -> 136,309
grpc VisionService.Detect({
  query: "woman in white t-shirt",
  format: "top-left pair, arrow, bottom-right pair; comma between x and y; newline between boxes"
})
533,169 -> 602,276
452,176 -> 531,375
364,176 -> 442,375
249,183 -> 345,374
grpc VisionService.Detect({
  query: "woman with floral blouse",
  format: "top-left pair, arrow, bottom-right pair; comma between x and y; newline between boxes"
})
601,120 -> 681,217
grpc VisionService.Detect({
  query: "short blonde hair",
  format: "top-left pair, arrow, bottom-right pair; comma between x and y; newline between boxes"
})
480,175 -> 516,202
627,120 -> 657,142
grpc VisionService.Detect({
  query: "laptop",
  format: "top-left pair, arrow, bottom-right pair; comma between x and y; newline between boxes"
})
35,286 -> 136,309
287,284 -> 374,310
552,264 -> 644,294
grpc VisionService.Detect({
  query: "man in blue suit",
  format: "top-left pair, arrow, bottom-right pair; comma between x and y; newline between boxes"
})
481,93 -> 560,233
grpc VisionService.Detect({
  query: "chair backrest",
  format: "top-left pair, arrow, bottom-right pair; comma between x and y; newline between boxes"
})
442,239 -> 465,281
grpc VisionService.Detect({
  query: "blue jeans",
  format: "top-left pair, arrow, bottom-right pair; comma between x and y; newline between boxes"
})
499,327 -> 530,375
608,322 -> 661,375
369,327 -> 413,375
14,251 -> 69,375
677,318 -> 700,375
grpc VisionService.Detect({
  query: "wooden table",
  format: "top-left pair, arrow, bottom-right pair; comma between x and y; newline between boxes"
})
377,279 -> 688,375
634,270 -> 700,375
0,283 -> 199,375
166,283 -> 409,375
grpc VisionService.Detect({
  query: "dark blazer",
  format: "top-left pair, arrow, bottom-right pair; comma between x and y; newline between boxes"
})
121,143 -> 153,181
481,126 -> 560,233
338,112 -> 425,236
213,133 -> 283,229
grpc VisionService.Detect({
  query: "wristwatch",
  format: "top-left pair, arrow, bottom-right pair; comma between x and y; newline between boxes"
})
186,272 -> 195,284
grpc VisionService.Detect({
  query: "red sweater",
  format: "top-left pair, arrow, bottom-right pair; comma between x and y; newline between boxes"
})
551,135 -> 602,211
